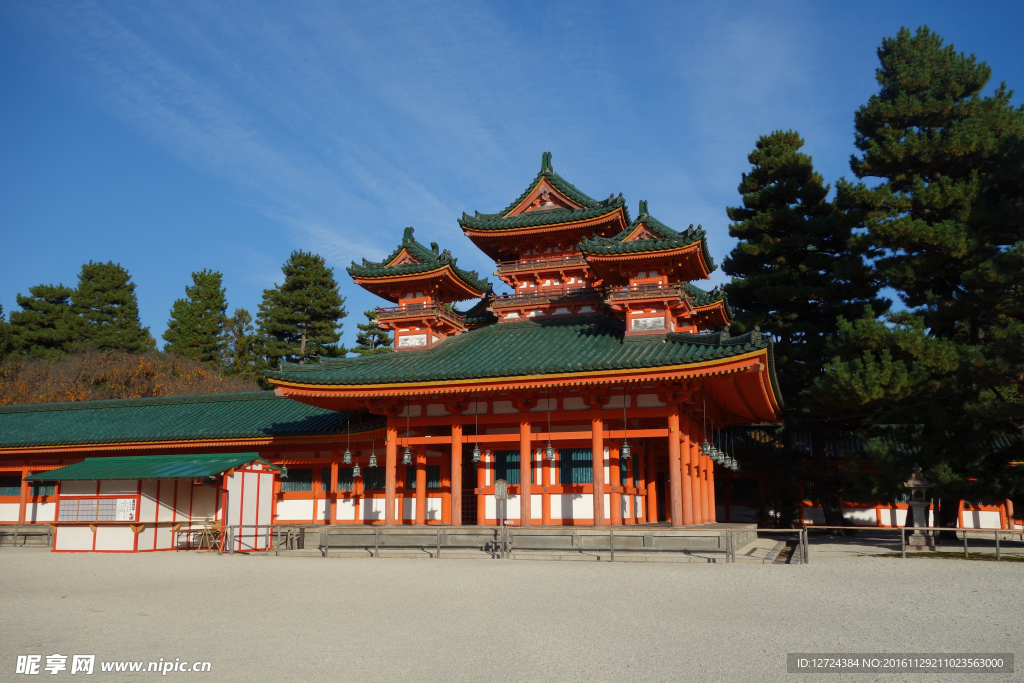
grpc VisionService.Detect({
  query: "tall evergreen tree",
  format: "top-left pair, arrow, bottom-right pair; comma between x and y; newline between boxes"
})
163,269 -> 228,365
0,305 -> 12,360
257,251 -> 347,364
353,310 -> 392,355
723,130 -> 886,409
820,27 -> 1024,530
224,308 -> 265,385
8,284 -> 76,358
71,262 -> 152,351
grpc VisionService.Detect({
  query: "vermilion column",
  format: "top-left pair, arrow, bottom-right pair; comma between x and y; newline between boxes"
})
541,448 -> 551,525
385,422 -> 398,527
700,454 -> 710,522
415,447 -> 427,525
519,419 -> 532,526
17,466 -> 28,524
707,457 -> 717,522
591,416 -> 605,526
451,423 -> 463,526
666,407 -> 684,527
329,458 -> 339,524
476,450 -> 486,526
645,444 -> 658,522
689,436 -> 702,524
610,445 -> 622,525
680,417 -> 694,526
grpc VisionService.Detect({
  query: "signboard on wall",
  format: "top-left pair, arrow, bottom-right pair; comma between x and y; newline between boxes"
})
115,498 -> 137,521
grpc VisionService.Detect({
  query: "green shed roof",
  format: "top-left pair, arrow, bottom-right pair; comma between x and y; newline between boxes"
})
268,316 -> 773,387
347,227 -> 491,294
459,152 -> 630,232
0,391 -> 381,449
26,453 -> 277,481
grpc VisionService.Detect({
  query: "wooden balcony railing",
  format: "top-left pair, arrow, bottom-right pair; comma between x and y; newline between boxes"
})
495,254 -> 588,274
490,287 -> 603,309
376,303 -> 465,326
606,283 -> 684,302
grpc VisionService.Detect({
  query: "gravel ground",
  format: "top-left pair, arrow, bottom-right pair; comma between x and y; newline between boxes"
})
0,545 -> 1020,682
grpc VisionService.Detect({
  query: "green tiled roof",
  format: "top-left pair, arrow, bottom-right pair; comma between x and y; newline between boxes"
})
579,202 -> 716,272
0,391 -> 381,449
459,152 -> 630,232
26,453 -> 278,481
268,316 -> 774,386
684,283 -> 733,317
347,227 -> 491,294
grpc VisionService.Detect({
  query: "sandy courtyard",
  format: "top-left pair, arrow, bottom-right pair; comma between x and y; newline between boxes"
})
0,544 -> 1020,682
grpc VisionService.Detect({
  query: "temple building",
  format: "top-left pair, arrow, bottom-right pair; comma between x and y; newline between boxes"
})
0,153 -> 1014,551
268,152 -> 781,528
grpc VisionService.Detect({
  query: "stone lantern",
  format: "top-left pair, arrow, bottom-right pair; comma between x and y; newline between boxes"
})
904,465 -> 935,550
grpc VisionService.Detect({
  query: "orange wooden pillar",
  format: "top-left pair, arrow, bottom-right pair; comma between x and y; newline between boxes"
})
385,421 -> 398,527
541,449 -> 552,525
689,433 -> 703,524
610,445 -> 622,525
329,457 -> 339,523
17,466 -> 28,524
666,406 -> 684,527
519,419 -> 532,526
415,447 -> 427,525
591,416 -> 605,526
645,444 -> 658,522
700,454 -> 710,522
440,454 -> 452,525
680,417 -> 694,526
451,423 -> 463,526
707,458 -> 717,522
476,451 -> 486,526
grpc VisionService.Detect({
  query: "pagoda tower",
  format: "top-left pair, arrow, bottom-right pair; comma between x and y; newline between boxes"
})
458,151 -> 630,321
347,227 -> 491,350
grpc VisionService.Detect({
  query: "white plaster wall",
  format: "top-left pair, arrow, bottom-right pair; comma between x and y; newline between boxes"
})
962,510 -> 1002,529
174,480 -> 193,522
426,497 -> 441,521
138,525 -> 155,550
336,499 -> 356,521
531,494 -> 542,520
605,395 -> 631,410
361,497 -> 385,521
562,397 -> 587,411
61,481 -> 96,496
55,526 -> 93,551
257,474 -> 273,526
843,508 -> 878,525
802,507 -> 826,525
402,497 -> 414,521
604,447 -> 610,485
276,499 -> 314,521
556,493 -> 593,520
620,495 -> 629,520
426,404 -> 450,417
139,481 -> 158,524
635,497 -> 644,519
157,481 -> 176,524
95,526 -> 135,551
99,480 -> 137,495
316,498 -> 327,523
27,502 -> 55,523
878,508 -> 909,527
191,486 -> 217,521
0,503 -> 19,522
493,401 -> 516,414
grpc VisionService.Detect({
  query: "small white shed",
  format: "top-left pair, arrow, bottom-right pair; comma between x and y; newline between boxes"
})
27,453 -> 279,553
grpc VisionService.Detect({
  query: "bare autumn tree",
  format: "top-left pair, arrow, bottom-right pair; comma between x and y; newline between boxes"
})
0,347 -> 259,406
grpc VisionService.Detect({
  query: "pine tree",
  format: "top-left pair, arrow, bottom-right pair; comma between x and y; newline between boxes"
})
353,310 -> 392,355
822,27 -> 1024,531
71,262 -> 152,352
257,251 -> 347,364
8,284 -> 76,358
224,308 -> 266,385
162,269 -> 228,365
0,305 -> 12,360
723,130 -> 886,409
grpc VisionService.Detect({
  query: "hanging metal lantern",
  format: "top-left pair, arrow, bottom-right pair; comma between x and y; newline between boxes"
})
342,449 -> 352,465
402,446 -> 413,466
472,445 -> 481,464
545,443 -> 556,461
352,463 -> 361,478
701,440 -> 713,456
368,453 -> 377,468
620,440 -> 631,460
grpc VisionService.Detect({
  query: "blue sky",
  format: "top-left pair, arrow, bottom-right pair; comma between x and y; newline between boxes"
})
2,1 -> 1022,350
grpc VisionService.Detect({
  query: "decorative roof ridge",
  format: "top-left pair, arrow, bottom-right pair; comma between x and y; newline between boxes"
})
0,391 -> 278,415
462,152 -> 626,221
347,226 -> 491,294
665,327 -> 764,347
